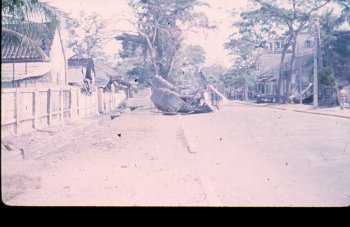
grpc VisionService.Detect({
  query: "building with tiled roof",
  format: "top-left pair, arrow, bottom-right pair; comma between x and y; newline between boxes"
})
1,22 -> 67,88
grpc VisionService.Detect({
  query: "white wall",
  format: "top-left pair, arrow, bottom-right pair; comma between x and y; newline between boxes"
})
296,33 -> 314,56
68,66 -> 85,84
258,53 -> 293,78
50,30 -> 67,86
258,32 -> 314,79
1,62 -> 52,82
1,29 -> 67,88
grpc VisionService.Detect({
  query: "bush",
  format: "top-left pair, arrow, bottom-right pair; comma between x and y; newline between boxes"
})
318,67 -> 335,86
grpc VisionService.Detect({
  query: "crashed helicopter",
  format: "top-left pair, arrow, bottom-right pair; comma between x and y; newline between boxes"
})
150,75 -> 218,114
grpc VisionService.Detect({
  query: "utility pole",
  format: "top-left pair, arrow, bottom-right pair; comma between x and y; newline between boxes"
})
12,60 -> 15,88
313,19 -> 320,109
297,45 -> 302,105
299,61 -> 302,104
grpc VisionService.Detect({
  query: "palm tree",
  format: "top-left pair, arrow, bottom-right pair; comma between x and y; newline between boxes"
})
1,0 -> 60,61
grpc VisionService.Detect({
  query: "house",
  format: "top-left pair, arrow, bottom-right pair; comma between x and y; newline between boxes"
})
93,61 -> 131,113
1,22 -> 67,88
67,55 -> 96,93
94,61 -> 131,98
256,76 -> 277,97
255,31 -> 315,98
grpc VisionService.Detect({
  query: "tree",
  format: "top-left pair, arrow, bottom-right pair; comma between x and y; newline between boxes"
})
318,5 -> 350,86
225,6 -> 281,100
225,32 -> 262,101
2,0 -> 59,60
65,11 -> 112,60
115,32 -> 155,85
237,0 -> 333,103
337,0 -> 350,25
327,32 -> 350,84
202,64 -> 227,84
320,9 -> 347,69
171,44 -> 206,84
171,44 -> 206,91
116,0 -> 214,82
177,45 -> 206,72
318,67 -> 336,86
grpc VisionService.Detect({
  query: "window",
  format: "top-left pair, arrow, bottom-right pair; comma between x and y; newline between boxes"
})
274,41 -> 281,49
304,40 -> 312,48
274,41 -> 284,50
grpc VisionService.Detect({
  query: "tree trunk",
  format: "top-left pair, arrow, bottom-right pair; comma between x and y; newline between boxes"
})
277,56 -> 286,103
139,30 -> 159,75
165,42 -> 181,82
324,43 -> 334,69
286,35 -> 297,103
159,64 -> 167,80
147,40 -> 159,75
317,37 -> 324,70
277,35 -> 293,103
243,72 -> 249,101
165,49 -> 177,81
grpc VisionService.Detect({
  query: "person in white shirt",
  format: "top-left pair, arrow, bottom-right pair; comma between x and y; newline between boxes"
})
339,87 -> 347,110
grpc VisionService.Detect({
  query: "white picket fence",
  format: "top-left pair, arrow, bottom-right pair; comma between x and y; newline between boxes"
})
1,86 -> 126,137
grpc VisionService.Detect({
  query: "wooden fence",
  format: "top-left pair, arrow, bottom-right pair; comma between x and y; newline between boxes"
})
97,88 -> 127,113
1,86 -> 126,137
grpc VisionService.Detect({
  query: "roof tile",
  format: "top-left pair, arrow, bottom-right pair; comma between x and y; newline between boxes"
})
1,22 -> 56,63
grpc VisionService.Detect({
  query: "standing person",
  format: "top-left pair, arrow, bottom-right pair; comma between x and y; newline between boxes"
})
210,88 -> 215,106
339,87 -> 347,110
214,92 -> 220,107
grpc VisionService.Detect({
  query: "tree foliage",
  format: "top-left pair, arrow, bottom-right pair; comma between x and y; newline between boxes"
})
65,11 -> 110,60
320,9 -> 350,75
337,0 -> 350,25
224,24 -> 264,100
175,45 -> 206,72
202,64 -> 227,84
2,0 -> 59,60
116,0 -> 214,82
228,0 -> 333,102
318,67 -> 336,86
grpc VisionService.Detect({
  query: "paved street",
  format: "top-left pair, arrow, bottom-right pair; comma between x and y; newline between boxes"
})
2,93 -> 350,206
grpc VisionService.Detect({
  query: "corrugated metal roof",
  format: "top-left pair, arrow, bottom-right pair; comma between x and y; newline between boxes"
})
94,61 -> 131,87
94,61 -> 119,77
68,55 -> 94,69
1,22 -> 56,63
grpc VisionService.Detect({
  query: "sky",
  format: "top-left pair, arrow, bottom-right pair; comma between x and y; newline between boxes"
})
46,0 -> 249,67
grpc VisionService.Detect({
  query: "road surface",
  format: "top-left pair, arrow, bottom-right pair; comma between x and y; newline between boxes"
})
2,93 -> 350,206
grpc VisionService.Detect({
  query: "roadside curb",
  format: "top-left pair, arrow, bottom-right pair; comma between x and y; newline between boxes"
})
290,109 -> 350,119
230,101 -> 350,119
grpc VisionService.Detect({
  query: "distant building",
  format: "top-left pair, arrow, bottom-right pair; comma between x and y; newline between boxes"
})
1,22 -> 67,88
93,61 -> 131,113
255,31 -> 314,97
67,57 -> 131,96
67,55 -> 96,93
94,61 -> 131,98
